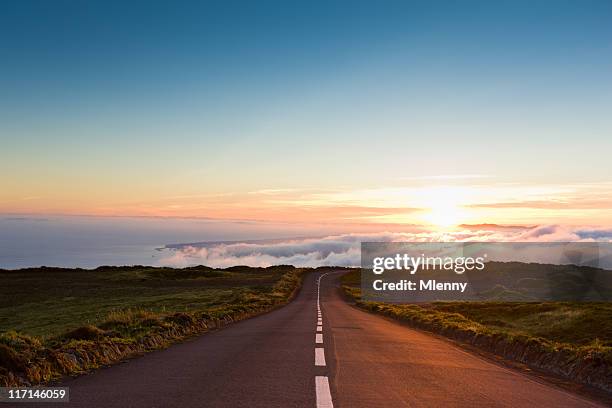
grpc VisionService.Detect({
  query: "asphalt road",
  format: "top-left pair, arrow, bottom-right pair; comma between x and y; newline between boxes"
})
17,271 -> 606,408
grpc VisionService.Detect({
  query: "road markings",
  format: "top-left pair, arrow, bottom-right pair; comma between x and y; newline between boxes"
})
314,273 -> 337,408
315,347 -> 326,366
315,376 -> 333,408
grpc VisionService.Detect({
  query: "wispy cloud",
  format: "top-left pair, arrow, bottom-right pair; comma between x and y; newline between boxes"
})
9,180 -> 612,228
398,174 -> 494,181
467,198 -> 612,210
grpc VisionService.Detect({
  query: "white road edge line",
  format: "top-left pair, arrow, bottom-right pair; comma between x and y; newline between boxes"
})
315,376 -> 333,408
316,333 -> 323,343
315,347 -> 326,366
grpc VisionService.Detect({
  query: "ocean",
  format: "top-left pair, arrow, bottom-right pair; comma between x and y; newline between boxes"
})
0,215 -> 330,269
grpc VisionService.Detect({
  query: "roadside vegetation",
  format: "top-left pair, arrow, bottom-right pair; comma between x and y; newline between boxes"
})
342,269 -> 612,393
0,265 -> 306,386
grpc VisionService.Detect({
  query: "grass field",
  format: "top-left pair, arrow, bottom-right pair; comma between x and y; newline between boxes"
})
0,265 -> 306,386
0,265 -> 297,338
342,269 -> 612,348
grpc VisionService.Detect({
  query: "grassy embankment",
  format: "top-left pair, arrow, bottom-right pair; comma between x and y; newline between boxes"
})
0,265 -> 306,386
342,269 -> 612,393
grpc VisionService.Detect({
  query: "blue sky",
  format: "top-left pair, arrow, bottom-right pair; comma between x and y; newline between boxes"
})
1,0 -> 612,227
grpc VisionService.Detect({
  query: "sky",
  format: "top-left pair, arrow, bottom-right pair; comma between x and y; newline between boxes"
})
2,0 -> 612,230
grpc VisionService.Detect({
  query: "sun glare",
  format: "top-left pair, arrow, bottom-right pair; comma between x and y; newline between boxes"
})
424,203 -> 463,227
419,187 -> 469,228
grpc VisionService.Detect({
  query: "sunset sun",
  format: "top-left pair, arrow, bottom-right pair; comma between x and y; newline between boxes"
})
419,187 -> 469,228
425,203 -> 463,227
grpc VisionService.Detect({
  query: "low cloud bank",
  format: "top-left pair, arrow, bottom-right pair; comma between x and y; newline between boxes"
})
158,225 -> 612,268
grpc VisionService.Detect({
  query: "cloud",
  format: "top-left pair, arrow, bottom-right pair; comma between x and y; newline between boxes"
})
2,216 -> 49,222
398,174 -> 494,181
468,199 -> 612,210
158,225 -> 612,268
515,225 -> 581,241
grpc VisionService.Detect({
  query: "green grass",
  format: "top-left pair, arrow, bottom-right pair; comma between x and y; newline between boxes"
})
342,267 -> 612,345
429,301 -> 612,347
341,268 -> 612,348
0,265 -> 306,386
0,265 -> 294,338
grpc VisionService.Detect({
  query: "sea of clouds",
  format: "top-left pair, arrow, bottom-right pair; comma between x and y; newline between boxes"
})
158,225 -> 612,268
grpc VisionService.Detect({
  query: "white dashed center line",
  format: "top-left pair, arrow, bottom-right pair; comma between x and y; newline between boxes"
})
315,347 -> 326,366
315,376 -> 333,408
315,272 -> 334,408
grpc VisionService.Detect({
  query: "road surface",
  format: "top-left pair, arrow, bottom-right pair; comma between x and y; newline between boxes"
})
18,271 -> 606,407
